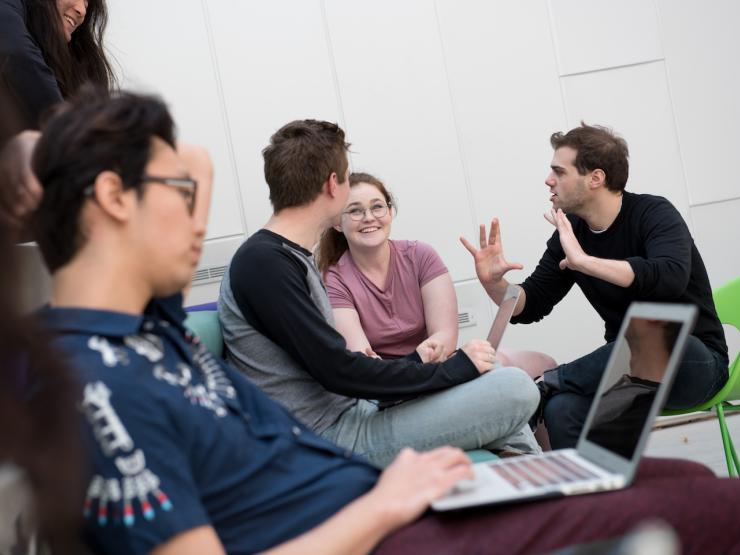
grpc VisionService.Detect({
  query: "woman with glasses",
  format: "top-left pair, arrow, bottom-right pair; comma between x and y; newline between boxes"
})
318,173 -> 456,363
318,173 -> 557,379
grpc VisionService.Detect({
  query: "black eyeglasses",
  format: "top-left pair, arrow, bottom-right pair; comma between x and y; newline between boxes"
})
140,175 -> 198,215
83,174 -> 198,215
343,203 -> 391,221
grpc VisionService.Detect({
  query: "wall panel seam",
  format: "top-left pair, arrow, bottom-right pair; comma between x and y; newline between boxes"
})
319,0 -> 349,164
653,0 -> 696,230
432,0 -> 477,242
200,0 -> 250,239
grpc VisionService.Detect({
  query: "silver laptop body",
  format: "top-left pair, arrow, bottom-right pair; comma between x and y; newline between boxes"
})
433,302 -> 697,511
486,284 -> 522,350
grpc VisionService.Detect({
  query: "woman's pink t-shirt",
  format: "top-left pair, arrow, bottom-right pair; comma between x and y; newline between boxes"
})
324,240 -> 449,358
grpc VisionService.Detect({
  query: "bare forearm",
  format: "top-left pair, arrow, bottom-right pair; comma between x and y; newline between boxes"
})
482,279 -> 526,317
574,256 -> 635,288
426,330 -> 457,355
260,492 -> 396,555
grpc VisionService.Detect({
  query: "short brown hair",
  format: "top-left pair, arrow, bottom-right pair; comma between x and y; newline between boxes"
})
316,172 -> 395,273
263,119 -> 350,212
550,122 -> 629,192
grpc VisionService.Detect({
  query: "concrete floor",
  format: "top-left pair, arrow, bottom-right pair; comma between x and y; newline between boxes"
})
645,410 -> 740,477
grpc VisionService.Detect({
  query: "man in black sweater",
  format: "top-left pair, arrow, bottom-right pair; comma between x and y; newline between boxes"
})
462,123 -> 728,449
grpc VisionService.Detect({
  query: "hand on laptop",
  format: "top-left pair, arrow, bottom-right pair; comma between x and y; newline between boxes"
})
461,339 -> 497,374
364,447 -> 472,530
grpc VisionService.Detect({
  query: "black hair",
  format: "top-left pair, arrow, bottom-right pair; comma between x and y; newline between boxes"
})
25,0 -> 116,97
32,87 -> 176,272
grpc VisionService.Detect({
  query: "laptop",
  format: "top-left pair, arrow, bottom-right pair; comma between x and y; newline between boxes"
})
433,302 -> 697,511
486,284 -> 521,350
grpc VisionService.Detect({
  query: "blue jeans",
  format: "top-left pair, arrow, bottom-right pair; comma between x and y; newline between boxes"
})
321,366 -> 541,467
543,336 -> 728,449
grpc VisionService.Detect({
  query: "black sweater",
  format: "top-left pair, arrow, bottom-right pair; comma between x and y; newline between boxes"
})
223,230 -> 478,411
513,191 -> 727,364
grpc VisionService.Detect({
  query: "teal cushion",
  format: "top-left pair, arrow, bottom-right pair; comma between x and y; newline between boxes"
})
184,310 -> 223,358
466,449 -> 499,463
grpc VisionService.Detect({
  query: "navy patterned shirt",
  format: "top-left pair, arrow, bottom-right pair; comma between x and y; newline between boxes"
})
37,297 -> 379,555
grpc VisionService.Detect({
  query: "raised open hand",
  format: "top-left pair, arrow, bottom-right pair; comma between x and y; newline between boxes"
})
544,209 -> 587,271
460,218 -> 523,286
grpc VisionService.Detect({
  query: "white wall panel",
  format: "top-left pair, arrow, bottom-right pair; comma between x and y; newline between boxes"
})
656,0 -> 740,206
205,0 -> 343,236
437,0 -> 601,362
561,62 -> 691,222
691,200 -> 740,289
324,0 -> 473,281
436,0 -> 566,281
548,0 -> 663,76
106,0 -> 244,240
455,280 -> 494,346
186,236 -> 245,306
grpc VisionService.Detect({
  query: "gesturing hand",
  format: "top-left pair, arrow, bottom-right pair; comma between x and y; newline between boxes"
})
460,218 -> 523,286
544,209 -> 588,271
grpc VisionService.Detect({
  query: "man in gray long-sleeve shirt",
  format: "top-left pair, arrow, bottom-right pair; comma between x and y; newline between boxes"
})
462,123 -> 728,449
219,119 -> 541,467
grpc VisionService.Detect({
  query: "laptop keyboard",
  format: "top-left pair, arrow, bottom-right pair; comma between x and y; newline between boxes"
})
488,452 -> 600,492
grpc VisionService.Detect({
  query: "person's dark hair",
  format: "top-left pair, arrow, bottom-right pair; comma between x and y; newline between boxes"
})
316,172 -> 395,274
32,87 -> 176,272
25,0 -> 116,97
263,119 -> 350,212
0,87 -> 84,554
550,122 -> 629,192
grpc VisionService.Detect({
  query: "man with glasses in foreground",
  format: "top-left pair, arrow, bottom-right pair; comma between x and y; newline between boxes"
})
218,119 -> 541,467
29,89 -> 740,555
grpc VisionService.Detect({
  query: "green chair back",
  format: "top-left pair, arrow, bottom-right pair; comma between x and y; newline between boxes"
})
662,277 -> 740,476
184,310 -> 224,358
713,277 -> 740,400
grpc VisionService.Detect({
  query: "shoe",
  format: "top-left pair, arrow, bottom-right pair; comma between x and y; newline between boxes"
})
529,373 -> 559,431
492,448 -> 526,459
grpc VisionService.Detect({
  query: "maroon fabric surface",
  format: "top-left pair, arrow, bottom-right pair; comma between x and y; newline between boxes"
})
376,458 -> 739,555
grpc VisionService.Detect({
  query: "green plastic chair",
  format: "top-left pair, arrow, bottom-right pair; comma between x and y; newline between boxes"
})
662,277 -> 740,477
184,310 -> 224,358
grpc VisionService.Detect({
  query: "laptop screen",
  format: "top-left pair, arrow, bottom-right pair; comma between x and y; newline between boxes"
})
487,285 -> 521,350
584,315 -> 684,460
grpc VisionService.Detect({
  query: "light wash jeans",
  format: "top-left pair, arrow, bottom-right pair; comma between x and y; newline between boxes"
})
321,366 -> 541,467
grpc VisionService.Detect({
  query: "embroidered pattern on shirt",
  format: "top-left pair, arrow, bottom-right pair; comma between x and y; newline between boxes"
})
153,361 -> 231,418
124,334 -> 164,362
88,336 -> 129,367
192,342 -> 236,400
146,330 -> 236,418
81,381 -> 172,527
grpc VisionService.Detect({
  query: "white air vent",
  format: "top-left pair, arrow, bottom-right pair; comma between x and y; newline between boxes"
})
458,309 -> 476,329
191,265 -> 228,286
